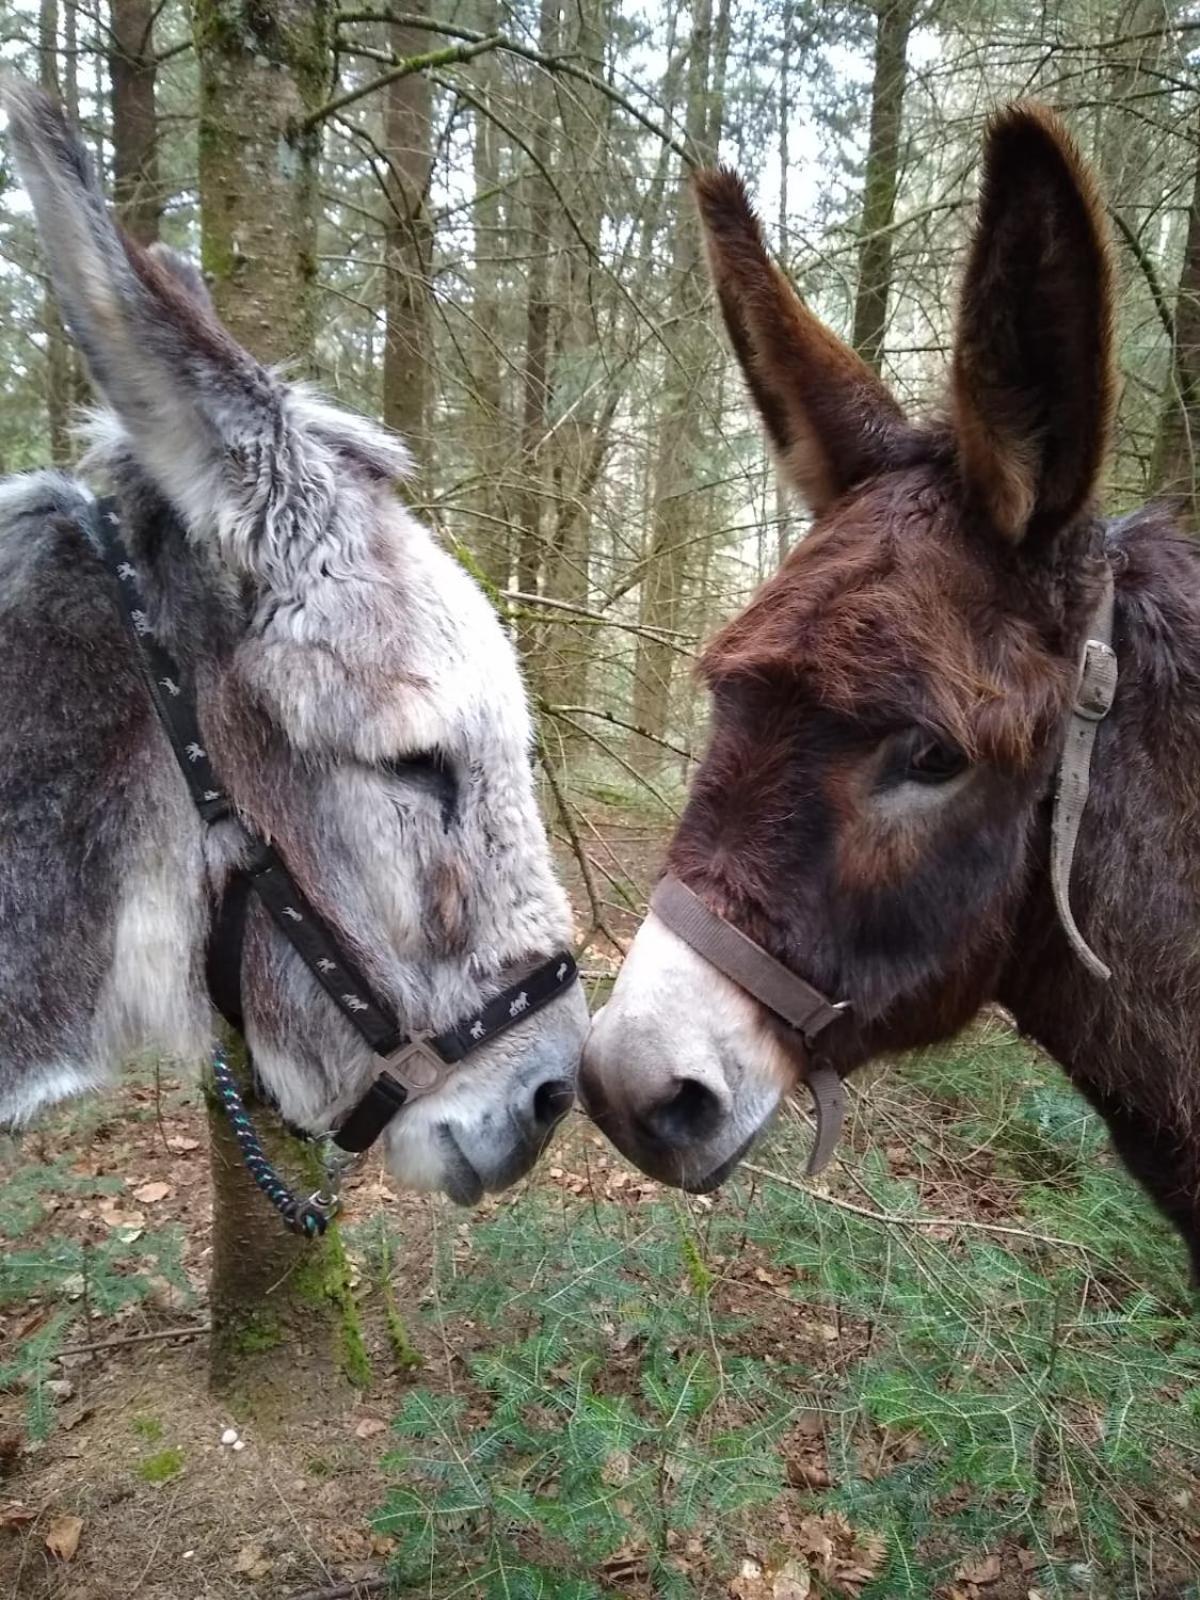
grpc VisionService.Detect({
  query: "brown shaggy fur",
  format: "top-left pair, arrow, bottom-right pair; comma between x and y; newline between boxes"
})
671,106 -> 1200,1276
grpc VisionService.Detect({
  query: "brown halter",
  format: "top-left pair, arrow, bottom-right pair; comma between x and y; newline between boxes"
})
650,565 -> 1118,1177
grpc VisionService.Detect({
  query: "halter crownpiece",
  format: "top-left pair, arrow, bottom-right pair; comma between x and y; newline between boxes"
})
649,565 -> 1118,1179
89,494 -> 580,1235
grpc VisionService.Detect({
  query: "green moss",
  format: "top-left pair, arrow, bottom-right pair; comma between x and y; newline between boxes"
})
227,1310 -> 284,1356
290,1223 -> 371,1389
130,1413 -> 163,1442
384,1301 -> 423,1374
138,1447 -> 185,1484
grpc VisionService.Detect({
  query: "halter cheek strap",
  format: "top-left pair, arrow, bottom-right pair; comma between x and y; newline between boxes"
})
1049,564 -> 1118,981
649,875 -> 849,1177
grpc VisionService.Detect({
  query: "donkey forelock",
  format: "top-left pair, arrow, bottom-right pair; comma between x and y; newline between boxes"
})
0,80 -> 587,1201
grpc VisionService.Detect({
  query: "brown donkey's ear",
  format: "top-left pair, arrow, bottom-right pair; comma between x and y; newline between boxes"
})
952,105 -> 1116,544
694,168 -> 913,517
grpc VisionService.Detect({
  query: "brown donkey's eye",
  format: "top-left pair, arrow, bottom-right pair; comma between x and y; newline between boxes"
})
904,736 -> 968,785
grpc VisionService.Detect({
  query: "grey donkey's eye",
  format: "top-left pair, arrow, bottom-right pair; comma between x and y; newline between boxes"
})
379,749 -> 459,823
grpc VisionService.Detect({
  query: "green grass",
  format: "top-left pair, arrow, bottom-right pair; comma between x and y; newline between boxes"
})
373,1021 -> 1200,1599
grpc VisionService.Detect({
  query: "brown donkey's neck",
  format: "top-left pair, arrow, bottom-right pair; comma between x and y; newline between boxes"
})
999,506 -> 1200,1149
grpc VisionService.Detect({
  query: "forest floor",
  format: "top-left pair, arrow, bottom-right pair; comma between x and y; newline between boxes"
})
3,811 -> 1200,1600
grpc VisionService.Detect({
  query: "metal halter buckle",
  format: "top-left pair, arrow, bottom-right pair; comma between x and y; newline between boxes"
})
379,1035 -> 456,1099
1075,638 -> 1118,721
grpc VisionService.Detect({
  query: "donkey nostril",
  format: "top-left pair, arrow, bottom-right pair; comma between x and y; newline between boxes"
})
640,1077 -> 724,1149
531,1077 -> 575,1132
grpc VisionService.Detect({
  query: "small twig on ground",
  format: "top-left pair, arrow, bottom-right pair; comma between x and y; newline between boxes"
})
741,1162 -> 1102,1255
284,1579 -> 391,1600
55,1322 -> 211,1358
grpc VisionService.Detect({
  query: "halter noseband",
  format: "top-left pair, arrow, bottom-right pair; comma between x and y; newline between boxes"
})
650,564 -> 1118,1177
90,496 -> 579,1235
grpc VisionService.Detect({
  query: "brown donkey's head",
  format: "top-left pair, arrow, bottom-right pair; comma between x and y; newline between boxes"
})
580,106 -> 1118,1191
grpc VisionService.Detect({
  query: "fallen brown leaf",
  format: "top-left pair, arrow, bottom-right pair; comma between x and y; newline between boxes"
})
45,1512 -> 84,1561
133,1182 -> 172,1205
957,1554 -> 1001,1585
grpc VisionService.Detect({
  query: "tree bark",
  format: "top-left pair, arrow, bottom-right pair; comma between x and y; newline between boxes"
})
632,0 -> 724,763
110,0 -> 161,246
38,0 -> 71,465
206,1037 -> 368,1411
536,0 -> 609,715
192,2 -> 365,1408
1152,115 -> 1200,517
465,0 -> 509,590
513,0 -> 558,662
193,0 -> 331,368
850,0 -> 914,374
381,0 -> 434,467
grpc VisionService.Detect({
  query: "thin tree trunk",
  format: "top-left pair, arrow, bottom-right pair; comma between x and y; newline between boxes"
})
514,0 -> 558,661
850,0 -> 914,373
38,0 -> 71,465
382,0 -> 434,467
632,0 -> 724,763
1152,115 -> 1200,517
775,0 -> 793,566
110,0 -> 161,246
466,0 -> 509,589
192,0 -> 365,1406
537,0 -> 609,715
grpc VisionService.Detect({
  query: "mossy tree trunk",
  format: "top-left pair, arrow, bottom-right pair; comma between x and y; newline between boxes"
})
207,1036 -> 369,1413
192,2 -> 367,1409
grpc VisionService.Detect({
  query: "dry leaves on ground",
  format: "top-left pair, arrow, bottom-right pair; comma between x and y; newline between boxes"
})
796,1510 -> 886,1595
730,1556 -> 811,1599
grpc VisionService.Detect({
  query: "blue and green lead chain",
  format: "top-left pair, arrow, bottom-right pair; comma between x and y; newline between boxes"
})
209,1044 -> 333,1238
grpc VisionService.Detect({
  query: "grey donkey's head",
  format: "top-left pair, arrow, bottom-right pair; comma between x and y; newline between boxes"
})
2,81 -> 588,1201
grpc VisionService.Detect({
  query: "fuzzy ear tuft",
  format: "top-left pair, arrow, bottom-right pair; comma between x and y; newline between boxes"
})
694,167 -> 916,518
952,104 -> 1116,544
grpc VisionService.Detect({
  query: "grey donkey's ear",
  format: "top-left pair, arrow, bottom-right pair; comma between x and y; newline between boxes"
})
2,77 -> 284,543
145,242 -> 215,312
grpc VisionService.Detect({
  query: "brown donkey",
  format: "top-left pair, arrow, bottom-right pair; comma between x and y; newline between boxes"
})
580,105 -> 1200,1277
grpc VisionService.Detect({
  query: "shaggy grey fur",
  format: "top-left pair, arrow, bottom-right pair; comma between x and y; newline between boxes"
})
0,82 -> 587,1202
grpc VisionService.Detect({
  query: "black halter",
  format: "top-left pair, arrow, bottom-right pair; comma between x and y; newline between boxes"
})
89,496 -> 578,1233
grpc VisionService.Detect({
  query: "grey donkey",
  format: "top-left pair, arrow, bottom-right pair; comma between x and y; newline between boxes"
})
0,81 -> 588,1202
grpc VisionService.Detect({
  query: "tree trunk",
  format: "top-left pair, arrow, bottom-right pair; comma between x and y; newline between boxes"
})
382,0 -> 434,468
192,1 -> 364,1407
775,0 -> 794,566
513,0 -> 558,661
193,0 -> 330,368
632,0 -> 724,764
850,0 -> 914,373
38,0 -> 71,465
465,0 -> 509,590
207,1036 -> 368,1413
536,0 -> 609,716
110,0 -> 161,246
1152,116 -> 1200,517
